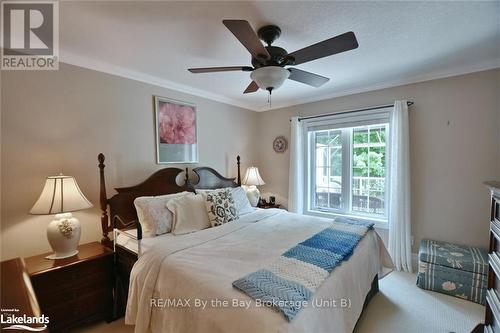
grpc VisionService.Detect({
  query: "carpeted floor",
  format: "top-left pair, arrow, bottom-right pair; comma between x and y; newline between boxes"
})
77,271 -> 484,333
354,271 -> 484,333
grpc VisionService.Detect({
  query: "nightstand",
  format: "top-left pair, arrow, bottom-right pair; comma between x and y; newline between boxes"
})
24,242 -> 114,332
258,203 -> 283,209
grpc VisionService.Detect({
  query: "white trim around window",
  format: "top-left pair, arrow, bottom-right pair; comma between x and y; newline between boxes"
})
301,107 -> 392,225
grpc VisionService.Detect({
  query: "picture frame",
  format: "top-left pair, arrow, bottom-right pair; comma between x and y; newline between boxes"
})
154,96 -> 198,164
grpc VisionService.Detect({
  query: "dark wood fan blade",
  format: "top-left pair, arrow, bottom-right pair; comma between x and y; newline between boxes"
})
288,68 -> 329,87
223,20 -> 270,60
288,31 -> 358,65
243,81 -> 259,94
188,66 -> 253,73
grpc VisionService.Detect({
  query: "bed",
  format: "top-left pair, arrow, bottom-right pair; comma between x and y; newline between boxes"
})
97,153 -> 392,333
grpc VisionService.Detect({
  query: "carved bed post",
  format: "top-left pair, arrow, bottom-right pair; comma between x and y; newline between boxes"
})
237,155 -> 241,186
98,153 -> 112,248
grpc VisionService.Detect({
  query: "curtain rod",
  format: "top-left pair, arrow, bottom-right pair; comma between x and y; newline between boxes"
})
295,101 -> 414,122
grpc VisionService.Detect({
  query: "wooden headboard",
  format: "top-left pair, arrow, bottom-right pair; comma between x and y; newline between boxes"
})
98,153 -> 242,247
190,156 -> 241,189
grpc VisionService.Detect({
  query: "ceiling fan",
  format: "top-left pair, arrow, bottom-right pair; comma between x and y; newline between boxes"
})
188,20 -> 359,95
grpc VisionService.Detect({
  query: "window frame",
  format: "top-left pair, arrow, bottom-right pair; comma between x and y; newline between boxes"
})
302,107 -> 392,226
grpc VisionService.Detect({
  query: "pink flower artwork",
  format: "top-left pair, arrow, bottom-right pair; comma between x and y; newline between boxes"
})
158,101 -> 196,144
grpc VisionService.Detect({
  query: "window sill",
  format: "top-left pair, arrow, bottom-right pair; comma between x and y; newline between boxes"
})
305,210 -> 389,229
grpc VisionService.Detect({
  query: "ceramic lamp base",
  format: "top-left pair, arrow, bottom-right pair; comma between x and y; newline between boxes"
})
46,212 -> 81,260
243,185 -> 261,207
45,250 -> 79,260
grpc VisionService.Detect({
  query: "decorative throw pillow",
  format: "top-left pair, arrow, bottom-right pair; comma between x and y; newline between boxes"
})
204,188 -> 239,227
196,187 -> 254,216
134,191 -> 191,237
167,194 -> 211,235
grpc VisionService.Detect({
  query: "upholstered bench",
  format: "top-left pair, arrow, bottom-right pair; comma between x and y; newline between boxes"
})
416,239 -> 488,304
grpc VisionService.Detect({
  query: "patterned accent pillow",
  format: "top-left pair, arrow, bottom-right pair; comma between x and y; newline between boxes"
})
204,188 -> 238,227
196,187 -> 254,215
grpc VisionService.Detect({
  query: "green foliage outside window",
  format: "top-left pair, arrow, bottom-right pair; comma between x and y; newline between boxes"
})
353,127 -> 386,178
312,124 -> 388,216
352,149 -> 385,177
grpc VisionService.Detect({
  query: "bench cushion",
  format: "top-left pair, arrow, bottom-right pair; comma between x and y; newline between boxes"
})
417,261 -> 487,304
419,239 -> 488,275
417,239 -> 488,305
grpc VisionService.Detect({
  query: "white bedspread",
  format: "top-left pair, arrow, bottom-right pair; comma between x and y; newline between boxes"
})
125,209 -> 393,333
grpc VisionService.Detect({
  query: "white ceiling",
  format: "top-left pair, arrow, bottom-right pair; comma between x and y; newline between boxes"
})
59,1 -> 500,111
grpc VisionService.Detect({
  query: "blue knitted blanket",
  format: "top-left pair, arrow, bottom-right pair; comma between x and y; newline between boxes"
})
232,218 -> 374,321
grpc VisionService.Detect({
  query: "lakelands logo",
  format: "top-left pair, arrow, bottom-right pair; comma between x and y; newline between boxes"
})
1,309 -> 49,331
1,1 -> 59,70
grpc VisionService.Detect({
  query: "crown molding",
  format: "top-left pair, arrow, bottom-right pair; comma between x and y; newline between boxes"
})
255,58 -> 500,112
60,50 -> 499,113
60,51 -> 256,111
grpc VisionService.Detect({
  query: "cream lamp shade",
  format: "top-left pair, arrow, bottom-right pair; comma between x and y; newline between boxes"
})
30,175 -> 93,259
242,167 -> 266,186
30,175 -> 93,214
242,167 -> 265,207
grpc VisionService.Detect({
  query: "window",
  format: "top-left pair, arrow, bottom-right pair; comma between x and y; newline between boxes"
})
304,108 -> 390,222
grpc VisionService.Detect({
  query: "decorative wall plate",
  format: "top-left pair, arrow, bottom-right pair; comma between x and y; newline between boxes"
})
273,136 -> 288,153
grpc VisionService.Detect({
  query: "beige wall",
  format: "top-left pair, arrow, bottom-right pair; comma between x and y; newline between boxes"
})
0,63 -> 258,260
256,69 -> 500,252
1,64 -> 499,260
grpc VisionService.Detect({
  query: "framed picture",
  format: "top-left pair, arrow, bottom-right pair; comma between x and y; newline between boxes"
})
154,96 -> 198,164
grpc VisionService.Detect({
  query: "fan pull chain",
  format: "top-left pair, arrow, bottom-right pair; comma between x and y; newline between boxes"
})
267,88 -> 273,108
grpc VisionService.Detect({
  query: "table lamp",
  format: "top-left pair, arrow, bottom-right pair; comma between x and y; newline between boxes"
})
30,175 -> 93,259
242,166 -> 265,207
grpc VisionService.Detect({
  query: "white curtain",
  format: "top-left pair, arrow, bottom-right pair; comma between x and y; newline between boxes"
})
288,117 -> 304,213
388,100 -> 412,272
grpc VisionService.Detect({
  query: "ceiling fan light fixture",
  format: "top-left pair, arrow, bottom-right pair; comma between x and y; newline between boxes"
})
250,66 -> 290,91
189,21 -> 356,95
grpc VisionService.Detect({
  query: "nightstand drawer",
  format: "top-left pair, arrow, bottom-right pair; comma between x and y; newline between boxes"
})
36,278 -> 112,310
43,287 -> 112,331
25,242 -> 114,331
31,255 -> 112,293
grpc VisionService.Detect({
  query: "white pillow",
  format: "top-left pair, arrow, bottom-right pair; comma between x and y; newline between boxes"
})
134,191 -> 191,237
230,187 -> 254,215
196,187 -> 254,215
167,194 -> 211,235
